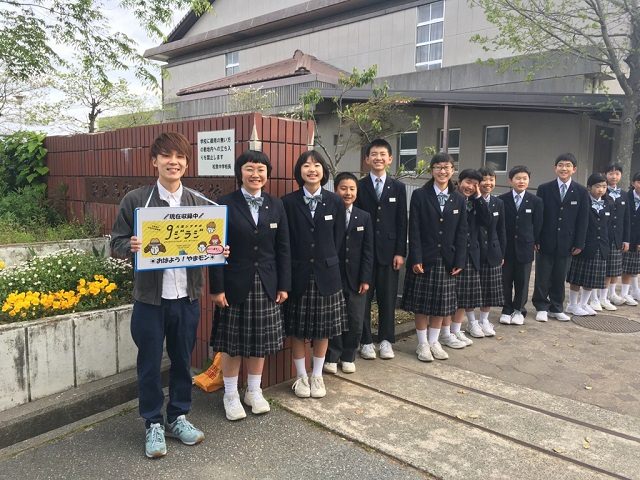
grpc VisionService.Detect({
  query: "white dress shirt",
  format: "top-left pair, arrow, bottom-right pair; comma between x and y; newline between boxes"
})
157,181 -> 188,299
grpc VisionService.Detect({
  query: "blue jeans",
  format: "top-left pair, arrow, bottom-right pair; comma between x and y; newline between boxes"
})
130,298 -> 200,426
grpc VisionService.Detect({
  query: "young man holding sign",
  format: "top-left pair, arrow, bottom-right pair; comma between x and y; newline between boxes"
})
111,132 -> 226,459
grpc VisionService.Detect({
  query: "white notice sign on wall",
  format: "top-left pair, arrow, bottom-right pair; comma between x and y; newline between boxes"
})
197,129 -> 235,176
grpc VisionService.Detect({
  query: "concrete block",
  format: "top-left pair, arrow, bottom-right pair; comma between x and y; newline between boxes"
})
74,311 -> 117,385
28,318 -> 75,401
0,326 -> 28,411
115,307 -> 137,372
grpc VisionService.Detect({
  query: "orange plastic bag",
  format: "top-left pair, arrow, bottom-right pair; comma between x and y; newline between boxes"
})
193,352 -> 223,392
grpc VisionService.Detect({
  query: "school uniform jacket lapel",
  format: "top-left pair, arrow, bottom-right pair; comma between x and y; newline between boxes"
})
362,176 -> 378,205
294,189 -> 315,227
232,189 -> 257,228
425,185 -> 445,218
255,193 -> 273,230
313,189 -> 328,225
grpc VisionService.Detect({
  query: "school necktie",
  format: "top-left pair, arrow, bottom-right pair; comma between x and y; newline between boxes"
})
243,193 -> 264,213
608,187 -> 621,200
345,208 -> 351,228
304,194 -> 322,212
635,198 -> 640,211
375,178 -> 383,200
514,194 -> 522,210
466,199 -> 473,212
560,183 -> 567,201
591,199 -> 605,213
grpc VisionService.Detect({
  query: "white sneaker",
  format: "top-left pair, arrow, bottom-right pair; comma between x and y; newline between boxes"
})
340,361 -> 356,373
622,294 -> 639,306
223,392 -> 247,421
632,289 -> 640,301
323,362 -> 338,374
440,333 -> 466,349
466,322 -> 485,338
548,312 -> 571,321
292,376 -> 311,398
511,312 -> 525,325
600,299 -> 618,311
610,293 -> 625,306
570,305 -> 590,316
536,311 -> 548,322
566,304 -> 578,315
589,299 -> 603,311
481,321 -> 496,337
310,376 -> 326,398
243,389 -> 270,414
359,343 -> 377,360
416,343 -> 434,362
499,314 -> 512,325
583,304 -> 597,316
379,340 -> 395,359
454,331 -> 473,346
430,341 -> 449,360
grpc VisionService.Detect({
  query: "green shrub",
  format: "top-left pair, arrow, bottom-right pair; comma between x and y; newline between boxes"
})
0,131 -> 48,191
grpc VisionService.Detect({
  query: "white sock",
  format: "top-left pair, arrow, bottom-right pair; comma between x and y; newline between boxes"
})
247,374 -> 262,392
427,328 -> 441,345
591,290 -> 599,302
479,311 -> 489,323
599,288 -> 608,301
441,324 -> 451,337
312,356 -> 324,377
633,277 -> 639,291
579,289 -> 592,306
416,329 -> 427,345
465,311 -> 477,324
609,284 -> 617,296
293,357 -> 307,378
568,289 -> 579,306
223,376 -> 238,395
622,284 -> 630,296
450,322 -> 462,334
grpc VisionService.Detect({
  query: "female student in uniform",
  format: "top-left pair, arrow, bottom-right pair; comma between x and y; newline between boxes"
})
281,150 -> 347,398
209,150 -> 291,421
401,152 -> 467,362
565,173 -> 611,316
620,172 -> 640,304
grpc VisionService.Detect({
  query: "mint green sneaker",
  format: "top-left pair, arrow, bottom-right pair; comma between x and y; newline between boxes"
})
165,415 -> 204,446
145,423 -> 167,459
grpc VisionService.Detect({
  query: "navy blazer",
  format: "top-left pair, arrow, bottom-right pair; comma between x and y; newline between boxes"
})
627,190 -> 640,249
498,190 -> 543,264
282,188 -> 346,297
340,206 -> 374,293
209,190 -> 291,304
478,195 -> 507,267
355,175 -> 407,265
536,179 -> 590,256
579,201 -> 611,259
464,196 -> 490,271
407,183 -> 468,271
604,192 -> 630,249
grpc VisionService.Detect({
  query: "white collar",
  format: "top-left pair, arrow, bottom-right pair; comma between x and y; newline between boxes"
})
512,190 -> 524,199
434,184 -> 448,196
557,177 -> 572,190
303,185 -> 321,197
241,187 -> 261,198
370,172 -> 386,185
634,191 -> 640,201
157,180 -> 182,201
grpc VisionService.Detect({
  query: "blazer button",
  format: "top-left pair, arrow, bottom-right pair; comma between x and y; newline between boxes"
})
558,217 -> 562,221
254,262 -> 259,267
557,228 -> 561,231
346,235 -> 350,240
310,228 -> 314,232
311,243 -> 315,248
437,244 -> 441,247
439,231 -> 443,235
560,207 -> 564,210
597,236 -> 600,239
378,206 -> 382,210
254,229 -> 258,234
514,235 -> 518,239
346,248 -> 350,252
345,258 -> 350,263
253,246 -> 258,251
376,218 -> 380,222
439,218 -> 443,222
310,258 -> 315,263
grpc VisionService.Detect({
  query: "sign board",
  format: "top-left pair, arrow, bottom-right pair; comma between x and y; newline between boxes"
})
134,205 -> 228,271
197,129 -> 235,176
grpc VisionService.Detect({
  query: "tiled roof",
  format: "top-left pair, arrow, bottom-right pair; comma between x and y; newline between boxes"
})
176,50 -> 346,96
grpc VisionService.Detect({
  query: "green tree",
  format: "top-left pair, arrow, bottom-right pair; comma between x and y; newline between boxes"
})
0,63 -> 53,133
296,65 -> 422,176
0,0 -> 210,85
469,0 -> 639,182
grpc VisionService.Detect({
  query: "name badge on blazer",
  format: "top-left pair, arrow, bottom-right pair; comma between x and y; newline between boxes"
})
605,212 -> 611,216
324,214 -> 333,221
525,208 -> 532,213
493,211 -> 499,216
389,197 -> 397,202
453,209 -> 459,214
270,223 -> 278,229
357,226 -> 365,231
571,200 -> 578,205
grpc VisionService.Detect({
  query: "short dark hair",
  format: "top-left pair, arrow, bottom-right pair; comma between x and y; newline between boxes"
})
478,166 -> 496,178
150,132 -> 192,163
555,152 -> 577,167
604,162 -> 623,174
234,150 -> 272,186
632,171 -> 640,183
294,150 -> 331,187
366,138 -> 393,157
458,168 -> 483,182
508,165 -> 531,179
587,173 -> 607,187
429,152 -> 455,169
334,171 -> 358,189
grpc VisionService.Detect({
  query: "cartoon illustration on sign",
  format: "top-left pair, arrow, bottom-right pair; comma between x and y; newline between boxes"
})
197,241 -> 207,253
206,221 -> 224,254
144,238 -> 166,255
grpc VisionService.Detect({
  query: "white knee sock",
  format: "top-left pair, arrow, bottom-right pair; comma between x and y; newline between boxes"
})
632,277 -> 639,291
479,311 -> 489,323
590,290 -> 599,302
293,357 -> 307,378
579,289 -> 592,306
450,322 -> 461,334
465,310 -> 477,325
247,374 -> 262,392
609,283 -> 617,296
312,356 -> 324,377
223,376 -> 238,395
599,288 -> 608,301
568,289 -> 579,306
427,328 -> 441,345
622,284 -> 631,296
416,329 -> 427,345
441,324 -> 451,337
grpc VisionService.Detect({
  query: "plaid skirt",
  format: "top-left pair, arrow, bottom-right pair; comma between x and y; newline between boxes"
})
456,258 -> 482,309
283,274 -> 347,340
566,251 -> 606,289
480,264 -> 504,307
401,258 -> 457,317
622,250 -> 640,275
605,247 -> 623,277
210,273 -> 284,358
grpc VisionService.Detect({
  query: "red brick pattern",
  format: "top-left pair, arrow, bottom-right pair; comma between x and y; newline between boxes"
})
45,112 -> 312,386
